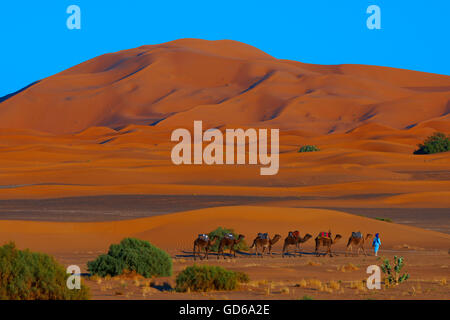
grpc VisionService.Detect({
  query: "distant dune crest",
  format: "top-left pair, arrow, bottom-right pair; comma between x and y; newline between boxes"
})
0,38 -> 449,135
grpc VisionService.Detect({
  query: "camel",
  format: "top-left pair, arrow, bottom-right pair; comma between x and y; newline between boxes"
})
314,231 -> 342,257
217,234 -> 245,259
282,232 -> 312,257
346,232 -> 373,257
250,234 -> 281,258
193,235 -> 219,261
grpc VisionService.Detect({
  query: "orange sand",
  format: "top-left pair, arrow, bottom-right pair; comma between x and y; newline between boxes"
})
1,206 -> 448,255
0,40 -> 449,214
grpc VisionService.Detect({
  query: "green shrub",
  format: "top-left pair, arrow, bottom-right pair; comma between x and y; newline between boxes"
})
175,265 -> 249,292
298,145 -> 320,152
0,242 -> 90,300
380,256 -> 410,286
414,132 -> 450,154
208,227 -> 249,252
87,238 -> 172,278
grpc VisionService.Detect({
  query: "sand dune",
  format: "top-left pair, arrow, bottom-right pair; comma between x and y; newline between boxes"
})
0,124 -> 449,207
1,39 -> 449,134
0,39 -> 448,217
0,206 -> 448,255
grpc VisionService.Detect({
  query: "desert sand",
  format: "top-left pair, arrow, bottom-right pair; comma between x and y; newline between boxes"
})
1,206 -> 449,254
0,39 -> 449,209
0,39 -> 449,299
1,206 -> 449,300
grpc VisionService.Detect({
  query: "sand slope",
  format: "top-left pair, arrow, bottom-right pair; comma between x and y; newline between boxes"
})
1,206 -> 448,255
0,39 -> 448,215
1,39 -> 449,134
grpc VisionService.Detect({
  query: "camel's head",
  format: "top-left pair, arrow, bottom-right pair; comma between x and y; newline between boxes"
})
273,234 -> 282,241
334,234 -> 342,242
303,233 -> 313,241
366,233 -> 374,240
238,234 -> 245,240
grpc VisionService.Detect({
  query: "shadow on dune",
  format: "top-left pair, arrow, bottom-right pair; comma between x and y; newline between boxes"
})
176,250 -> 330,259
0,80 -> 40,103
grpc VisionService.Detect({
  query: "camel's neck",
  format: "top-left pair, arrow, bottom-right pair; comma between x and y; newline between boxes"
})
299,236 -> 308,243
270,237 -> 280,245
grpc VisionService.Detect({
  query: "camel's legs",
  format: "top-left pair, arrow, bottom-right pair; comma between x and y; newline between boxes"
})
286,244 -> 293,258
362,245 -> 367,256
262,246 -> 266,258
346,245 -> 352,257
193,243 -> 197,261
297,243 -> 303,257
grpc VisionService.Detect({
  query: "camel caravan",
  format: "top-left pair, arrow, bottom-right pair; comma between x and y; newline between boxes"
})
192,230 -> 376,260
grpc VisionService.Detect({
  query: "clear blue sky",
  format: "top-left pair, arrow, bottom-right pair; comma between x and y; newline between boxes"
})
1,0 -> 449,97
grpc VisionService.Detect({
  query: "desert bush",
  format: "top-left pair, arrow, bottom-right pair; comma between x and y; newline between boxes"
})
87,238 -> 172,278
380,256 -> 409,286
208,227 -> 249,252
414,132 -> 450,154
175,265 -> 249,292
298,145 -> 320,152
0,242 -> 90,300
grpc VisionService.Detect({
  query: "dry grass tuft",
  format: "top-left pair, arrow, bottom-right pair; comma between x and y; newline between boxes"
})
280,286 -> 290,294
328,280 -> 341,290
339,263 -> 359,272
258,280 -> 268,286
320,285 -> 333,294
308,279 -> 323,290
349,280 -> 366,292
142,286 -> 152,297
306,260 -> 321,267
296,279 -> 308,288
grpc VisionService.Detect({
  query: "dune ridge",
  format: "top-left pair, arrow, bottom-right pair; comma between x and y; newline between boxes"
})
1,39 -> 449,135
0,39 -> 448,210
1,206 -> 448,254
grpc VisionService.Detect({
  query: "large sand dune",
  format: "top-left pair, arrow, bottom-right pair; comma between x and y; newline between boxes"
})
0,39 -> 448,215
1,39 -> 449,134
1,206 -> 448,255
